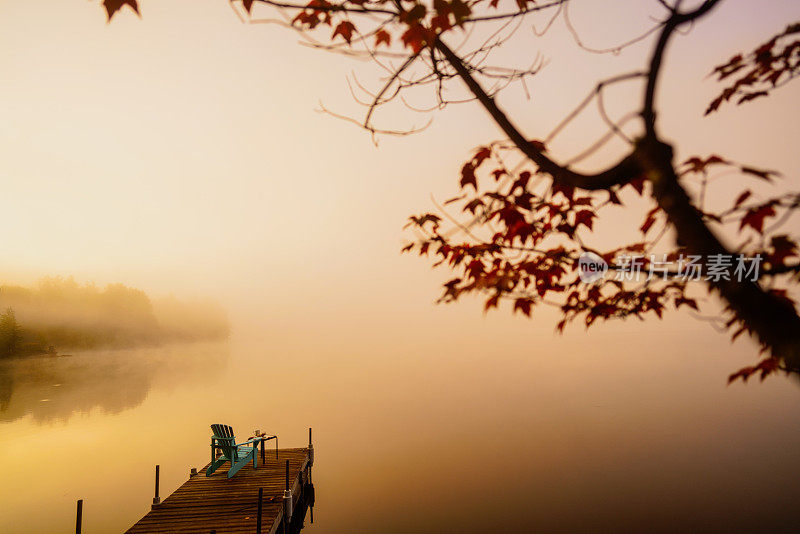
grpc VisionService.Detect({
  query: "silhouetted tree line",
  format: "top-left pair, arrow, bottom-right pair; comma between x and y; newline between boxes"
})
0,277 -> 229,357
0,309 -> 22,357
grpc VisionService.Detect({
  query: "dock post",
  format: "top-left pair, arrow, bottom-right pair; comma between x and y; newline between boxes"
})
152,465 -> 161,506
75,499 -> 83,534
308,428 -> 314,466
283,459 -> 293,528
256,487 -> 263,534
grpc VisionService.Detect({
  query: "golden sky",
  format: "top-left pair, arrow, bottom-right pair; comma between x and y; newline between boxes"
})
1,0 -> 799,344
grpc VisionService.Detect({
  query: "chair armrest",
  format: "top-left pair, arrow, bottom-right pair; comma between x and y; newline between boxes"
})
236,438 -> 262,447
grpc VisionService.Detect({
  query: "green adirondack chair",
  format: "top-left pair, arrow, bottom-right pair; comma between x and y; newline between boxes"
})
207,424 -> 259,478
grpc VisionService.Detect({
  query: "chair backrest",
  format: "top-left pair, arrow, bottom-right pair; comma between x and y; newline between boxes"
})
211,424 -> 236,457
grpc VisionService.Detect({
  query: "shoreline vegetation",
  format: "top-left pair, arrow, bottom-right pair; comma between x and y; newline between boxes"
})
0,277 -> 229,358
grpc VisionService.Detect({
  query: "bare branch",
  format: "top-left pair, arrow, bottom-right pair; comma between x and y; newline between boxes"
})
435,37 -> 642,191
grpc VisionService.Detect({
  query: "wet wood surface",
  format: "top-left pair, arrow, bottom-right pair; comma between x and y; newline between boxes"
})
125,448 -> 309,534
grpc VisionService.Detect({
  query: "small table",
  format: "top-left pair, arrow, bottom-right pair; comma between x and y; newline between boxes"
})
251,432 -> 278,464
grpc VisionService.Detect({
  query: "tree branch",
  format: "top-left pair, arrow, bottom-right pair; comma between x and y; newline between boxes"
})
434,38 -> 641,191
642,0 -> 721,137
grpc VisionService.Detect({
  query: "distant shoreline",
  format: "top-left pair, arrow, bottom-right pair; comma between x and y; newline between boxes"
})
0,277 -> 230,360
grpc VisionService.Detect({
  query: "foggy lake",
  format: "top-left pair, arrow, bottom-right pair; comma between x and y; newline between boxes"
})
1,329 -> 799,533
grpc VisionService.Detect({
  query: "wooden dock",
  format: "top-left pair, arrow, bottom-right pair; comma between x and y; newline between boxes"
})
125,447 -> 314,534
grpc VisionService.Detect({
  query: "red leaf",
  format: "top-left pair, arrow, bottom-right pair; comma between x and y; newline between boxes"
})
514,192 -> 533,210
460,162 -> 477,190
681,155 -> 728,174
406,213 -> 441,229
769,235 -> 798,266
484,293 -> 500,312
556,222 -> 575,239
466,259 -> 484,279
574,210 -> 595,231
739,203 -> 777,234
737,90 -> 769,105
705,95 -> 724,115
740,166 -> 777,181
473,146 -> 492,166
430,13 -> 452,32
450,0 -> 471,24
402,3 -> 428,23
332,21 -> 356,44
552,183 -> 575,202
513,298 -> 533,317
728,357 -> 781,384
401,23 -> 429,53
103,0 -> 139,21
375,29 -> 391,48
528,139 -> 547,152
513,171 -> 531,191
627,177 -> 646,196
640,206 -> 659,235
463,198 -> 483,214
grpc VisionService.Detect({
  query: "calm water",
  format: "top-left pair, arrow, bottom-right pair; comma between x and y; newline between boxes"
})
1,329 -> 799,533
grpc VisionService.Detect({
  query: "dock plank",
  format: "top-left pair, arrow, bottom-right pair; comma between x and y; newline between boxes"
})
126,448 -> 309,534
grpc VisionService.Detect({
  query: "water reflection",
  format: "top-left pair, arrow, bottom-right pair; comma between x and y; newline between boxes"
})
1,329 -> 799,533
0,343 -> 227,423
287,478 -> 315,534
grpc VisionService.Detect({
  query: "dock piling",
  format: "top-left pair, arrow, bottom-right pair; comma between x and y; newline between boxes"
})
75,499 -> 83,534
308,428 -> 314,466
283,459 -> 293,526
152,465 -> 160,506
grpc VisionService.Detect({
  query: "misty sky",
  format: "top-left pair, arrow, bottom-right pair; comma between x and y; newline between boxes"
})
1,0 -> 799,352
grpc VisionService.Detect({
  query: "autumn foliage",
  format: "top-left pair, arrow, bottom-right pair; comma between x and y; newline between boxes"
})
100,1 -> 800,383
